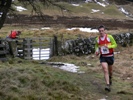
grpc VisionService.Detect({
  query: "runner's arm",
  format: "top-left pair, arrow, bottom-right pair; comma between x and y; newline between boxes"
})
95,37 -> 99,52
108,35 -> 117,49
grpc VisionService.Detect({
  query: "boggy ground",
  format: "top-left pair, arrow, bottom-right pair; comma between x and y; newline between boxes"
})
5,15 -> 133,30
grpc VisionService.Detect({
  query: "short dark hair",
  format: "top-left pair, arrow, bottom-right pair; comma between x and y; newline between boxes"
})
98,25 -> 105,30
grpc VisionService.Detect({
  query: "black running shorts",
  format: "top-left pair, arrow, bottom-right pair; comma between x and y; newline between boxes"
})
100,55 -> 114,65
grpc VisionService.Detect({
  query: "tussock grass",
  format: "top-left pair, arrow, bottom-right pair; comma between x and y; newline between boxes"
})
1,1 -> 133,98
0,59 -> 84,99
0,25 -> 133,99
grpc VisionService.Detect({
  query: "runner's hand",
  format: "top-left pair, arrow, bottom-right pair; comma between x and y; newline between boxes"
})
95,52 -> 99,56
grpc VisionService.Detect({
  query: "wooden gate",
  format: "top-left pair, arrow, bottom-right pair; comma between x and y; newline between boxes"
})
0,36 -> 59,61
16,37 -> 52,60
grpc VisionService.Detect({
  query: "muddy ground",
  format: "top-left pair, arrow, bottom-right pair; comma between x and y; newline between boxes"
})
5,15 -> 133,30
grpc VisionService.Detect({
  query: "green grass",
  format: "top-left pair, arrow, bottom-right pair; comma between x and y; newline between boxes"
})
0,25 -> 133,99
0,1 -> 133,99
1,56 -> 132,100
0,57 -> 102,100
103,5 -> 125,18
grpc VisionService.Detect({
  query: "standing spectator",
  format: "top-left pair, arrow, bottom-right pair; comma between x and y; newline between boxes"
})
5,30 -> 21,55
95,25 -> 117,92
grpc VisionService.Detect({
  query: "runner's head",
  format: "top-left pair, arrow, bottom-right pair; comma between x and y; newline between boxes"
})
98,25 -> 106,37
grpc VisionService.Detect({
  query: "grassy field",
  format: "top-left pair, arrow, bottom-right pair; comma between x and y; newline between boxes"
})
1,48 -> 133,100
0,25 -> 133,99
0,44 -> 133,100
0,1 -> 133,99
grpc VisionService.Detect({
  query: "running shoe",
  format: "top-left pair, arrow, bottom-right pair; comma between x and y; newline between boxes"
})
105,84 -> 111,92
109,76 -> 112,85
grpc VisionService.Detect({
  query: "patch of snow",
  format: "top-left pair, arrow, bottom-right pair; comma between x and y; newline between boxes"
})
53,62 -> 84,73
41,27 -> 51,30
91,9 -> 100,13
118,7 -> 133,18
94,0 -> 108,7
71,4 -> 80,6
97,2 -> 106,7
119,7 -> 129,15
85,0 -> 93,3
28,27 -> 98,33
15,6 -> 27,12
67,27 -> 98,33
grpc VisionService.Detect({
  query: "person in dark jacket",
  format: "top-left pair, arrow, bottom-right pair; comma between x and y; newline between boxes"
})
5,30 -> 21,55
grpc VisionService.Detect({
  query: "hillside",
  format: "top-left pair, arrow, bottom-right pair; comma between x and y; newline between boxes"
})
5,0 -> 133,30
0,0 -> 133,100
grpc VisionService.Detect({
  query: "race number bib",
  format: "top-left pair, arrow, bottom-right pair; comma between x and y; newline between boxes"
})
100,46 -> 109,54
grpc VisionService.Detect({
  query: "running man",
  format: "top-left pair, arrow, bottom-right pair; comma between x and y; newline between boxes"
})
95,25 -> 117,92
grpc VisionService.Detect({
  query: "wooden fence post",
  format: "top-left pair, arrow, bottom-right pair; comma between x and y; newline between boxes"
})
54,35 -> 58,56
50,35 -> 58,57
23,38 -> 33,60
17,38 -> 24,58
0,39 -> 7,61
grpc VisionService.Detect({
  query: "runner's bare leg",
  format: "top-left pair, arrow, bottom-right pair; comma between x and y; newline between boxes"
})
108,65 -> 113,77
101,62 -> 109,85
